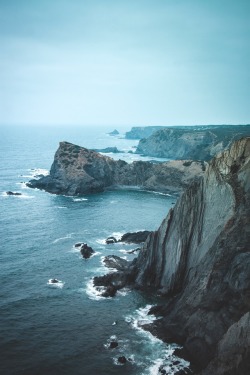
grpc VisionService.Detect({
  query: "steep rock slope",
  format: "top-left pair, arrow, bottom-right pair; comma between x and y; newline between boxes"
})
133,137 -> 250,374
136,125 -> 250,160
28,141 -> 205,195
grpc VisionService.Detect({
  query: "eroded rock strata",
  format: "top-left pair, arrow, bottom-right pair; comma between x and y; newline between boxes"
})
96,138 -> 250,374
134,137 -> 250,374
136,124 -> 250,160
27,141 -> 205,195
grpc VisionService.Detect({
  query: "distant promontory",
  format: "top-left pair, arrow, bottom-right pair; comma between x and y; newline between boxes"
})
27,141 -> 205,195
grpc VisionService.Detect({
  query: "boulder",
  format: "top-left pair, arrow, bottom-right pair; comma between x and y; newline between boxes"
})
105,236 -> 117,244
80,243 -> 95,259
109,341 -> 118,349
118,356 -> 127,364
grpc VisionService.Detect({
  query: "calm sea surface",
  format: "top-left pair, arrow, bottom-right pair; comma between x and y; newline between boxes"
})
0,125 -> 186,375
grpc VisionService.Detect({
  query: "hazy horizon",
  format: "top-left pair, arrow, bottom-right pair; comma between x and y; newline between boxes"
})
1,0 -> 249,127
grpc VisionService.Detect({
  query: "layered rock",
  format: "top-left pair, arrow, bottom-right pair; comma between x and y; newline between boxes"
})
131,137 -> 250,374
27,141 -> 205,195
136,125 -> 250,160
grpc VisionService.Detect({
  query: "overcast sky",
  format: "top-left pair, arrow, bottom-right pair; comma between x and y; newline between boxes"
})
0,0 -> 249,126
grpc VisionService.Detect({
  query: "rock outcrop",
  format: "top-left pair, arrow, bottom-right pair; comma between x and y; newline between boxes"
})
27,141 -> 205,195
125,126 -> 168,139
136,125 -> 250,160
130,137 -> 250,374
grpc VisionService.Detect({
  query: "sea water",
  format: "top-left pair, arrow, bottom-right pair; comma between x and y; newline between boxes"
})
0,125 -> 188,375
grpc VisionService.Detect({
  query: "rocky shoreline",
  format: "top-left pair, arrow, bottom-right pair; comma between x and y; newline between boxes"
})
27,141 -> 206,195
135,124 -> 250,160
93,137 -> 250,375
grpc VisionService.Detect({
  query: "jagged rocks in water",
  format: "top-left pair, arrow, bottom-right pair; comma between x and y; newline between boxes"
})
117,356 -> 127,364
6,191 -> 22,196
109,341 -> 118,349
79,243 -> 95,259
102,284 -> 117,297
119,231 -> 151,244
103,255 -> 130,271
50,279 -> 59,283
105,237 -> 117,244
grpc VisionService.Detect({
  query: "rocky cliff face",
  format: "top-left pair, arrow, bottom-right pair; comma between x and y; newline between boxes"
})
27,141 -> 205,195
136,125 -> 250,160
132,137 -> 250,374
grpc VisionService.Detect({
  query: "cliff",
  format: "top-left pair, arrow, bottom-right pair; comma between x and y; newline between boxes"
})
27,141 -> 205,195
132,137 -> 250,374
136,125 -> 250,160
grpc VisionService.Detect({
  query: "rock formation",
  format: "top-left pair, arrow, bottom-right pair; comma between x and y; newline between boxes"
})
131,137 -> 250,374
94,137 -> 250,374
136,125 -> 250,160
27,141 -> 205,195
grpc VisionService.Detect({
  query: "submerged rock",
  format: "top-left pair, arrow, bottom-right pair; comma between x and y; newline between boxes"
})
50,278 -> 59,283
6,191 -> 22,196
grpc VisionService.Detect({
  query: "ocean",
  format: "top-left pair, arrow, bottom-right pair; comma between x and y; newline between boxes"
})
0,125 -> 188,375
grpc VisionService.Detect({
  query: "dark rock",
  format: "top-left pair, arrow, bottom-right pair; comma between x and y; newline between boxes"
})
102,284 -> 117,297
80,243 -> 95,259
105,236 -> 117,244
118,356 -> 127,364
119,231 -> 151,244
109,341 -> 118,349
50,279 -> 59,283
74,242 -> 83,247
6,191 -> 22,196
103,255 -> 130,271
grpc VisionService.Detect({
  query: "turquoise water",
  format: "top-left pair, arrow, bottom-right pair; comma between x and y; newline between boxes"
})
0,125 -> 186,375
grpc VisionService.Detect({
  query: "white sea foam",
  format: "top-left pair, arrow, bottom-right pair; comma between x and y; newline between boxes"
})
96,238 -> 107,245
52,233 -> 73,244
47,279 -> 64,288
125,305 -> 190,375
22,168 -> 49,179
72,197 -> 88,202
85,278 -> 107,300
16,182 -> 29,189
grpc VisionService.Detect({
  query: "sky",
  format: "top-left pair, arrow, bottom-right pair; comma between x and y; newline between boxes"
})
0,0 -> 249,126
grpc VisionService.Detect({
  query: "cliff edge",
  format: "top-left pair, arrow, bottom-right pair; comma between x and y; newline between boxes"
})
132,137 -> 250,374
136,125 -> 250,160
27,141 -> 205,195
